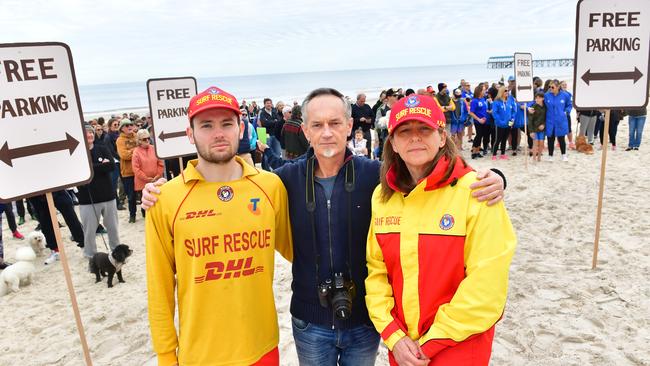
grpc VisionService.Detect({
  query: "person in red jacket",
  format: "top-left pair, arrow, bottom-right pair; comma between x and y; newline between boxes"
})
365,94 -> 517,366
132,129 -> 163,217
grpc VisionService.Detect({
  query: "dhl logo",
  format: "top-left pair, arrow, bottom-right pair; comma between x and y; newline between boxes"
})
194,257 -> 264,283
183,209 -> 218,220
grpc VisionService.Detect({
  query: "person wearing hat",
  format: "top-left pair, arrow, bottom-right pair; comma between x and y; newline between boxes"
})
144,86 -> 293,366
132,129 -> 163,218
77,124 -> 121,260
434,83 -> 456,134
375,88 -> 399,159
116,118 -> 138,222
365,94 -> 516,366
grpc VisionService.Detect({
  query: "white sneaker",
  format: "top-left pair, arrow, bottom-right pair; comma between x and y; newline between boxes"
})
546,155 -> 554,162
45,252 -> 59,265
562,155 -> 569,162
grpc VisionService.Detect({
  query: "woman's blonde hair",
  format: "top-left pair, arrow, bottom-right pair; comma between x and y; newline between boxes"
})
379,126 -> 468,202
495,86 -> 508,101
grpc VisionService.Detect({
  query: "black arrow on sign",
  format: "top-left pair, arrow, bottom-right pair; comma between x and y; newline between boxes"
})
517,85 -> 532,91
581,67 -> 643,86
158,130 -> 186,142
0,133 -> 79,167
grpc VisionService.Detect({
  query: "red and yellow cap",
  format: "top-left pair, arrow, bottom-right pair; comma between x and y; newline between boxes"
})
388,94 -> 446,134
188,86 -> 241,121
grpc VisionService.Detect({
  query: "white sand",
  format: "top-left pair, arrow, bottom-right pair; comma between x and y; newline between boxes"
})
1,118 -> 648,365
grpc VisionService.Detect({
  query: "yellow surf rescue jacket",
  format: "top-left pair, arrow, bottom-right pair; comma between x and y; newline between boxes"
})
365,156 -> 516,360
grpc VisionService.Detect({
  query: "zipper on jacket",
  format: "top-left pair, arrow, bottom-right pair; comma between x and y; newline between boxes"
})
326,199 -> 336,330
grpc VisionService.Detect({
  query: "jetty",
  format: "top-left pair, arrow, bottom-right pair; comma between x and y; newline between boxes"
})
487,56 -> 574,69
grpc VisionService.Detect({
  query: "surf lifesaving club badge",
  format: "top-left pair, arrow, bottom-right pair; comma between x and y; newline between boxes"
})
217,186 -> 234,202
439,214 -> 454,230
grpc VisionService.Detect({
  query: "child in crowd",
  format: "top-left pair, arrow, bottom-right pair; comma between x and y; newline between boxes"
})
348,128 -> 368,156
450,88 -> 465,150
528,92 -> 546,162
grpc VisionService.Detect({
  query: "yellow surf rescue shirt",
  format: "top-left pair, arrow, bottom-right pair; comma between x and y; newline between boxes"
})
146,158 -> 293,366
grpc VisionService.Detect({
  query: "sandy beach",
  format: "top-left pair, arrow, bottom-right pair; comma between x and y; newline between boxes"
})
1,114 -> 648,365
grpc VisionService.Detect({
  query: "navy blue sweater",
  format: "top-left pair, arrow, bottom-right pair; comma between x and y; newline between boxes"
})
270,148 -> 380,329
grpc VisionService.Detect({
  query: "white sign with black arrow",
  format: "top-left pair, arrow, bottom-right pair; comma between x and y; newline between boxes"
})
573,0 -> 650,109
147,77 -> 197,159
0,42 -> 92,202
514,52 -> 534,103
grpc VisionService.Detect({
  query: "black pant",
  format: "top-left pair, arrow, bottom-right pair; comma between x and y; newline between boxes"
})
548,135 -> 567,156
509,128 -> 519,151
121,176 -> 136,218
1,204 -> 17,232
15,199 -> 33,218
472,122 -> 490,150
598,119 -> 620,146
489,125 -> 497,150
28,191 -> 85,251
493,127 -> 510,155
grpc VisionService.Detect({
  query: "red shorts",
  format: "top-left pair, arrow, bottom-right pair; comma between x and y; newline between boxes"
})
251,347 -> 279,366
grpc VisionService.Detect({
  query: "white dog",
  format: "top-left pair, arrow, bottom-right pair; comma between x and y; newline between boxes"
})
0,246 -> 37,296
26,231 -> 47,256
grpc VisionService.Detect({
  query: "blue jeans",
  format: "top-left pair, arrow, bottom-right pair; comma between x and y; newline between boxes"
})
292,317 -> 380,366
628,115 -> 646,148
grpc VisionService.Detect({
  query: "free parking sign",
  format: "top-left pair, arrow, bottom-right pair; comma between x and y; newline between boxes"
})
573,0 -> 650,108
514,53 -> 534,102
147,77 -> 197,159
0,42 -> 92,203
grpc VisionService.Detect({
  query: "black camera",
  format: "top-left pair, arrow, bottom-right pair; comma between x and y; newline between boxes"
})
318,272 -> 356,320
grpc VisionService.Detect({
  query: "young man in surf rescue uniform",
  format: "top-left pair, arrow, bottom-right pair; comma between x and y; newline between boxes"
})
145,86 -> 293,366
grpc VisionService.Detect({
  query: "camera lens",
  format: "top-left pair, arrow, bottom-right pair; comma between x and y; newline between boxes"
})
332,290 -> 353,320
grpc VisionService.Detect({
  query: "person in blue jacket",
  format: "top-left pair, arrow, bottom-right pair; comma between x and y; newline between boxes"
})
544,80 -> 572,161
560,81 -> 575,150
485,87 -> 497,154
492,86 -> 514,159
469,85 -> 489,159
507,91 -> 522,155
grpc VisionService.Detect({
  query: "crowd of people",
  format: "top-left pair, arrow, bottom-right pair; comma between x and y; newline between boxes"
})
232,77 -> 645,169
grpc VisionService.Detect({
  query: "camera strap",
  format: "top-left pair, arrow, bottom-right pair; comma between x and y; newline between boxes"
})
305,155 -> 356,287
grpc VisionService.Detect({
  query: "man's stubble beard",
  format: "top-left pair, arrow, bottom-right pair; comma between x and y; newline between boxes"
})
196,142 -> 237,165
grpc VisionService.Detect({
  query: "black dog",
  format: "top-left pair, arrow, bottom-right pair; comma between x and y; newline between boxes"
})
89,244 -> 133,288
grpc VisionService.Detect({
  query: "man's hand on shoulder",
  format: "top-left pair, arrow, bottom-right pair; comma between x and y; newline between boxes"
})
470,169 -> 504,206
141,178 -> 167,210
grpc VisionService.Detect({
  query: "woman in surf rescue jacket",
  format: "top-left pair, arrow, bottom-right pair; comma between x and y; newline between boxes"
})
365,94 -> 517,366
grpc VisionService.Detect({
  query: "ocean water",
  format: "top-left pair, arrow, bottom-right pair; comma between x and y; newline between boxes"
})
78,63 -> 574,114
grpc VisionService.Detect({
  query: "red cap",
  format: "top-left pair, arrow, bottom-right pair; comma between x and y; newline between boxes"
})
388,94 -> 446,135
188,86 -> 241,121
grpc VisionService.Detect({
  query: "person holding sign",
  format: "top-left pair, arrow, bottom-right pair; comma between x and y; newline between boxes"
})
365,94 -> 516,366
145,86 -> 293,366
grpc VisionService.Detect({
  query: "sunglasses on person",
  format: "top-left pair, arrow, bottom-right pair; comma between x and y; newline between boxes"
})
140,138 -> 150,141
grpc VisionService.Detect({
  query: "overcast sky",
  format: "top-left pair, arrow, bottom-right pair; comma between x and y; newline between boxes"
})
1,0 -> 577,85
